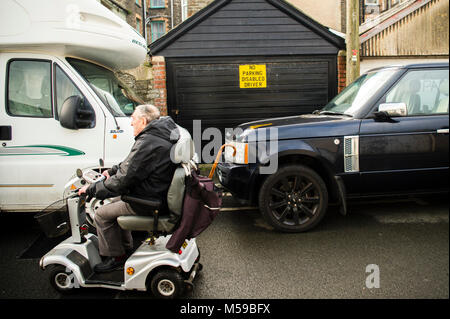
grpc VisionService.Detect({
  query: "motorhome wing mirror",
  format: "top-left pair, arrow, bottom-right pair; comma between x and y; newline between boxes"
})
59,96 -> 95,130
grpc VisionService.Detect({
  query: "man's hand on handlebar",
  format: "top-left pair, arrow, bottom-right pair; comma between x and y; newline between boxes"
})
78,185 -> 89,196
78,184 -> 94,201
102,170 -> 110,180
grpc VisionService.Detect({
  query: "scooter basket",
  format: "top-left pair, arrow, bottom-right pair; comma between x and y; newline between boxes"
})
34,199 -> 70,238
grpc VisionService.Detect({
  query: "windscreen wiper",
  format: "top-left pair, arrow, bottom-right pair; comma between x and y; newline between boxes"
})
319,111 -> 353,117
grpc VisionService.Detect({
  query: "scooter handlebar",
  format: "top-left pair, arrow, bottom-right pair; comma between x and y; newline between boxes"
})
66,192 -> 87,201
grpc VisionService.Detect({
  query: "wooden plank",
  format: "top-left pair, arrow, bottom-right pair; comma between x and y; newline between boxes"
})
179,91 -> 328,104
178,31 -> 321,42
192,24 -> 310,34
213,9 -> 286,18
200,17 -> 297,26
175,76 -> 329,89
177,98 -> 328,109
219,2 -> 276,11
168,38 -> 331,50
162,46 -> 339,57
176,83 -> 328,94
174,61 -> 328,74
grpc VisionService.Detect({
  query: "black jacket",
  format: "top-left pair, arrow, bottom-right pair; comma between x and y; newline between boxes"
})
88,116 -> 180,214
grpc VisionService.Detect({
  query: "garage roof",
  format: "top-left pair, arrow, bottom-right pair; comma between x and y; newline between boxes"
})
149,0 -> 345,57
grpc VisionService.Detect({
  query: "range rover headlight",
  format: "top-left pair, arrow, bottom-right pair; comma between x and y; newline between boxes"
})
224,141 -> 248,164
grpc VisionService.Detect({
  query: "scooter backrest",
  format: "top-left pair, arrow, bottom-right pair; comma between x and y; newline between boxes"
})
171,126 -> 194,164
167,166 -> 186,217
167,125 -> 195,217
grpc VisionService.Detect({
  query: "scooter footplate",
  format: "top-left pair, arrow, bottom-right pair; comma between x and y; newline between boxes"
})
85,269 -> 124,286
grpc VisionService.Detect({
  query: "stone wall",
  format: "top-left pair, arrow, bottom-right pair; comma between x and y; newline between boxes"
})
188,0 -> 214,17
116,55 -> 168,115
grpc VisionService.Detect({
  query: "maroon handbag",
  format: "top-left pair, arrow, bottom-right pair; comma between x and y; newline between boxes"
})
166,170 -> 222,252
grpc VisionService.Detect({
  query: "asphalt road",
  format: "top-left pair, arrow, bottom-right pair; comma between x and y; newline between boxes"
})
0,194 -> 448,300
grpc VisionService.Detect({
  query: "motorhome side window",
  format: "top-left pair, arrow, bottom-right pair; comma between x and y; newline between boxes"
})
55,65 -> 84,117
7,60 -> 52,117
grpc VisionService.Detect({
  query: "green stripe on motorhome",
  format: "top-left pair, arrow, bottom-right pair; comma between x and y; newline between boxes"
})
0,145 -> 85,156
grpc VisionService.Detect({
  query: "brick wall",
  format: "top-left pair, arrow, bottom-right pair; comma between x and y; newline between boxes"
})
337,50 -> 347,93
150,56 -> 168,115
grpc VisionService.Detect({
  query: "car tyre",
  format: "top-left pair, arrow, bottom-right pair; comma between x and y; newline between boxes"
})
259,165 -> 328,232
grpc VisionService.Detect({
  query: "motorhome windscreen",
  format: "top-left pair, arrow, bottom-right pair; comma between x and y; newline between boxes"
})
67,58 -> 143,116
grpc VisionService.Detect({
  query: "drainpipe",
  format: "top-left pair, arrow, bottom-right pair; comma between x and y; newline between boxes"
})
142,0 -> 147,44
170,0 -> 174,29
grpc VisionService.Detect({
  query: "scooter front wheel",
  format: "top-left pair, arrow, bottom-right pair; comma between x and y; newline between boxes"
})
48,265 -> 78,294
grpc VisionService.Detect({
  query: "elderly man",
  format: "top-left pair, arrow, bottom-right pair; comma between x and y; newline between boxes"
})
79,104 -> 179,273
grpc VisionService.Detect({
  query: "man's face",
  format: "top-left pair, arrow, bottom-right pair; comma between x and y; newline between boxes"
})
131,112 -> 147,136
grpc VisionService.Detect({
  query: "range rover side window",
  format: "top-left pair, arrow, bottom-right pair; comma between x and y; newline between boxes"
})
385,69 -> 449,116
7,60 -> 52,117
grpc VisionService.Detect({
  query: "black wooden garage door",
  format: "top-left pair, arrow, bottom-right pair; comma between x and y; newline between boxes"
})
166,56 -> 337,137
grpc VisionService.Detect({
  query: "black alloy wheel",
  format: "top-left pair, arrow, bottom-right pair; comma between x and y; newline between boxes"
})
259,165 -> 328,232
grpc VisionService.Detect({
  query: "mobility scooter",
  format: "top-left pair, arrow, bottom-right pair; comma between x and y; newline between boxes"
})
39,136 -> 206,299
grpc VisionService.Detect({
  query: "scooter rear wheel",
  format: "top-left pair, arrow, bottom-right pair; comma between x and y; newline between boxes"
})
150,269 -> 185,299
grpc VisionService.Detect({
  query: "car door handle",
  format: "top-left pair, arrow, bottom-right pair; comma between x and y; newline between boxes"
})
437,128 -> 449,134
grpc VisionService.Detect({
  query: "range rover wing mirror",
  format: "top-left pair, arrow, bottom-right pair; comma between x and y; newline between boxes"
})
374,102 -> 407,122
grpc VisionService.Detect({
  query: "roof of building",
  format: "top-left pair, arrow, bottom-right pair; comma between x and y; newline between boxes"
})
149,0 -> 345,57
360,0 -> 433,44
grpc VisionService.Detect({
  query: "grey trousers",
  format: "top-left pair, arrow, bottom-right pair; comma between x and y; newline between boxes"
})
94,198 -> 136,257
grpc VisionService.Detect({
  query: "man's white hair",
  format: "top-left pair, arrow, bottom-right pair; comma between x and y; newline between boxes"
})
134,104 -> 160,123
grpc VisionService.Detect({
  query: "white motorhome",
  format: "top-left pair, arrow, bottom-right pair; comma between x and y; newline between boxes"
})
0,0 -> 147,212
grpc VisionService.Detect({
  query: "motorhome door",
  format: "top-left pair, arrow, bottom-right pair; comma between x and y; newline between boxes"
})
0,53 -> 105,212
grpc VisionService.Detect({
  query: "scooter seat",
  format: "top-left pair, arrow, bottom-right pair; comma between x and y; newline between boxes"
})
117,215 -> 174,233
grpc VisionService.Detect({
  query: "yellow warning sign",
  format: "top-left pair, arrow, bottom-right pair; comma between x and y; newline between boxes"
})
239,64 -> 267,89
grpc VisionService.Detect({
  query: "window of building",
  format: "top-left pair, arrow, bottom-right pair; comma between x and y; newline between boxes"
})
7,60 -> 52,117
181,0 -> 188,22
136,17 -> 142,35
150,0 -> 165,9
151,20 -> 166,42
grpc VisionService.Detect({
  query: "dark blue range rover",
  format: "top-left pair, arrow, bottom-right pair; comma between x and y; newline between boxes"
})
217,63 -> 449,232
